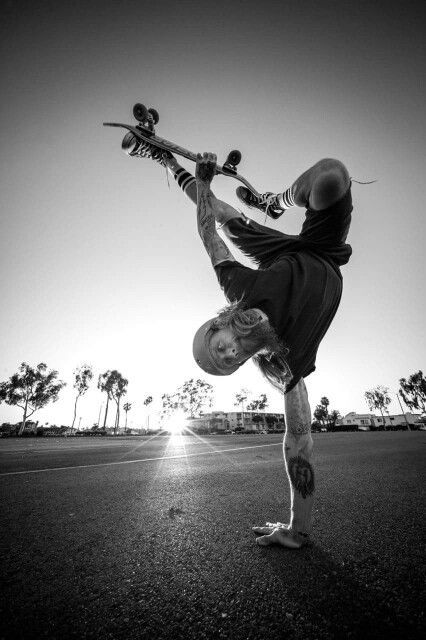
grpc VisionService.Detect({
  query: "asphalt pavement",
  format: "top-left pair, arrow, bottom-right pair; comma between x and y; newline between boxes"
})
0,432 -> 425,640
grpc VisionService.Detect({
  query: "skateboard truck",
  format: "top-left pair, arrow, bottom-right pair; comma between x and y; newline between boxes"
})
133,103 -> 159,134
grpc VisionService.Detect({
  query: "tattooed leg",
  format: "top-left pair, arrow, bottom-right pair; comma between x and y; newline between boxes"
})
253,378 -> 313,549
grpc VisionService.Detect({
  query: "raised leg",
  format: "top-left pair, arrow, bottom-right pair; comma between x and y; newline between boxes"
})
237,158 -> 350,218
290,158 -> 350,211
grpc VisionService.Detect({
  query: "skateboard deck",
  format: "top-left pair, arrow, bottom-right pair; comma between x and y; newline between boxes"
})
104,103 -> 260,197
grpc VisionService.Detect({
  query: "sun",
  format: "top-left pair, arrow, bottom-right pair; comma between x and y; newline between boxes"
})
165,410 -> 187,435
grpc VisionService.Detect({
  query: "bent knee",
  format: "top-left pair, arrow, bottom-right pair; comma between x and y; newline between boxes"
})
310,160 -> 350,210
316,158 -> 350,180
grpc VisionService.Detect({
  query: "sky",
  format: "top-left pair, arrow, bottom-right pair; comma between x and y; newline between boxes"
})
1,0 -> 425,429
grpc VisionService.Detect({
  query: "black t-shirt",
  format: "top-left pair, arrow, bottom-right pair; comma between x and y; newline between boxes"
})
214,252 -> 342,392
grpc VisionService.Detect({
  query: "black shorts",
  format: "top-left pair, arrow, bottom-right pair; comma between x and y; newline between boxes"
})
224,187 -> 353,270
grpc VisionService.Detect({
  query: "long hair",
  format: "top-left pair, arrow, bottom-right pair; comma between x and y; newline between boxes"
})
211,301 -> 292,392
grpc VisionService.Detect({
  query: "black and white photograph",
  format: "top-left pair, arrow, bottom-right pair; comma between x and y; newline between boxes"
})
1,1 -> 425,638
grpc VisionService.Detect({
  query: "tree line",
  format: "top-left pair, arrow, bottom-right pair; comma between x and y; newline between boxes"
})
0,363 -> 216,437
0,362 -> 424,436
0,363 -> 148,436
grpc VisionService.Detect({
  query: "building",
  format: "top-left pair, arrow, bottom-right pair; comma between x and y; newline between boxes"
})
337,411 -> 420,431
186,411 -> 285,434
338,413 -> 374,430
371,412 -> 420,430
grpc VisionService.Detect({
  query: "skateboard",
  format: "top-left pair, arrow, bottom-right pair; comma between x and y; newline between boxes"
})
103,103 -> 260,197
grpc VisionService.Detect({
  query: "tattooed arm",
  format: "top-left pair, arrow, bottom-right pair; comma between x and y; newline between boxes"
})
253,377 -> 314,549
195,152 -> 240,267
283,378 -> 314,537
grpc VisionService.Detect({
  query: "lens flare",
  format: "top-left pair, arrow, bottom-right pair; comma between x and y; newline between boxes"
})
164,410 -> 187,435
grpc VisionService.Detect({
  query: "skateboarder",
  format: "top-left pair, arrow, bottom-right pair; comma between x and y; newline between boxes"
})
126,138 -> 352,549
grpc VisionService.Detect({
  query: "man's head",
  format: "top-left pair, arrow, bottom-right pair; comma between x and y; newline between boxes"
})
192,303 -> 281,376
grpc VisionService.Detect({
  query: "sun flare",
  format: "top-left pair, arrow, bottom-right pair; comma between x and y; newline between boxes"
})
165,410 -> 187,435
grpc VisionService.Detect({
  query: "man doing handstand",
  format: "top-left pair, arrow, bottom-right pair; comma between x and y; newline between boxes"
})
123,133 -> 352,549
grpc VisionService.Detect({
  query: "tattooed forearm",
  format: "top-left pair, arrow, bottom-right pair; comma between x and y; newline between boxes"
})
288,455 -> 315,499
197,190 -> 215,235
197,187 -> 235,267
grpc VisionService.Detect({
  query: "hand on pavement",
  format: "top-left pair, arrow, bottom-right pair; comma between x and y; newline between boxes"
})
252,522 -> 308,549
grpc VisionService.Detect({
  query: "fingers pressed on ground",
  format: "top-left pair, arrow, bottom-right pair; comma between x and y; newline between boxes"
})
256,532 -> 277,546
255,528 -> 303,549
252,526 -> 273,535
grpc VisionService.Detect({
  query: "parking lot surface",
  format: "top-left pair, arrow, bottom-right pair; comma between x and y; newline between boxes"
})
1,432 -> 425,639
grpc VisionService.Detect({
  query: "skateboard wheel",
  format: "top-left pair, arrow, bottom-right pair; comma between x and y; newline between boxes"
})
226,150 -> 242,166
133,103 -> 149,122
121,132 -> 139,155
148,108 -> 159,124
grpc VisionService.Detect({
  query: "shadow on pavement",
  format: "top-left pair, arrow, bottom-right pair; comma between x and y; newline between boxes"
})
260,542 -> 421,639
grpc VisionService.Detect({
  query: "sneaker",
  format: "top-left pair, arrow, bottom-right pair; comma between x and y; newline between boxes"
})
236,186 -> 286,219
121,132 -> 172,167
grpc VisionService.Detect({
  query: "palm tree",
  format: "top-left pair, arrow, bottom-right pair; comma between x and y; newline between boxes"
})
123,402 -> 132,432
109,371 -> 128,435
144,395 -> 153,431
234,388 -> 250,431
98,371 -> 115,429
320,397 -> 330,426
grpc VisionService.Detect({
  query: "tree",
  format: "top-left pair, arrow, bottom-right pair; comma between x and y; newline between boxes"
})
123,402 -> 132,432
175,379 -> 214,418
313,404 -> 327,429
265,414 -> 278,430
71,365 -> 93,434
314,397 -> 331,429
0,363 -> 65,436
320,396 -> 330,422
109,371 -> 128,435
399,371 -> 426,413
234,388 -> 250,430
246,394 -> 269,432
328,409 -> 341,430
160,393 -> 179,424
365,386 -> 392,430
314,397 -> 341,430
143,395 -> 153,430
251,413 -> 265,430
98,371 -> 115,429
246,393 -> 268,411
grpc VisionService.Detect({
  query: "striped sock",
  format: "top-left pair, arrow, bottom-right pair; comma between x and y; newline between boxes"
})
277,186 -> 296,209
171,167 -> 196,195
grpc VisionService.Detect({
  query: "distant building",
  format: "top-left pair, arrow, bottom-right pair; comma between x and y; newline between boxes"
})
338,413 -> 374,429
371,412 -> 420,429
186,411 -> 285,434
337,412 -> 419,431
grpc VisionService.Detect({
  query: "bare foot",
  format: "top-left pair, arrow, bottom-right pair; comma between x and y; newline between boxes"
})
252,522 -> 308,549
